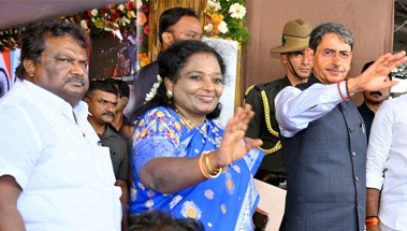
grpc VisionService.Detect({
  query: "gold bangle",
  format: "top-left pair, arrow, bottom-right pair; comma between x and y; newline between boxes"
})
200,154 -> 223,179
208,168 -> 222,178
199,154 -> 211,179
206,154 -> 223,179
205,154 -> 223,174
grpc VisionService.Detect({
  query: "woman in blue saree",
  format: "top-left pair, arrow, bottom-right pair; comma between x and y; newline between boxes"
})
128,40 -> 264,230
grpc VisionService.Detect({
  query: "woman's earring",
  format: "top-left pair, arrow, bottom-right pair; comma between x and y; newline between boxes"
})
166,90 -> 173,98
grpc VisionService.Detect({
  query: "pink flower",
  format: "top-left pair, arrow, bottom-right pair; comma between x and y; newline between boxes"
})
144,25 -> 150,35
125,1 -> 134,11
140,5 -> 149,13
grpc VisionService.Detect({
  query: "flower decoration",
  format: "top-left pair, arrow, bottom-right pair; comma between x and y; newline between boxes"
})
62,0 -> 144,37
0,0 -> 250,54
228,3 -> 246,19
204,0 -> 249,43
0,0 -> 150,54
89,4 -> 132,32
144,74 -> 162,103
0,28 -> 20,51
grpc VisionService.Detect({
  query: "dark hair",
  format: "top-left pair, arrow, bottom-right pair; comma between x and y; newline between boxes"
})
362,61 -> 392,80
132,40 -> 226,120
15,19 -> 88,80
86,80 -> 118,98
128,210 -> 204,231
105,78 -> 130,97
309,22 -> 354,52
159,7 -> 199,44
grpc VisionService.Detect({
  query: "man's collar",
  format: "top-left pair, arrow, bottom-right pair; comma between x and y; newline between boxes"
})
100,124 -> 118,139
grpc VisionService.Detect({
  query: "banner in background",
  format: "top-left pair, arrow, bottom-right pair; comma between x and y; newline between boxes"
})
0,49 -> 20,98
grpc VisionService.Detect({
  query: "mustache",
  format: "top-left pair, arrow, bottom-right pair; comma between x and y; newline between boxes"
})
65,76 -> 87,86
326,65 -> 345,73
101,112 -> 115,117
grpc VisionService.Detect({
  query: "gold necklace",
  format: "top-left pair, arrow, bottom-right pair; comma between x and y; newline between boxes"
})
175,109 -> 212,139
178,113 -> 196,130
175,109 -> 202,130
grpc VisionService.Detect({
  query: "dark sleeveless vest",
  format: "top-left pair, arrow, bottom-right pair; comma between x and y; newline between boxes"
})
279,76 -> 367,231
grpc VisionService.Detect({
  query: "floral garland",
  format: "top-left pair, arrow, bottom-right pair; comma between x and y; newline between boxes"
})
63,1 -> 139,36
203,0 -> 249,43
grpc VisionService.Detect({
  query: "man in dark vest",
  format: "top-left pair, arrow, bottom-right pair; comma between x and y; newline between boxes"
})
244,19 -> 312,188
275,22 -> 406,231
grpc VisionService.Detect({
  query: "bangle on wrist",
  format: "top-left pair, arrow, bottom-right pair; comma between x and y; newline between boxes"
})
199,153 -> 223,179
203,154 -> 222,178
365,216 -> 379,227
198,154 -> 211,179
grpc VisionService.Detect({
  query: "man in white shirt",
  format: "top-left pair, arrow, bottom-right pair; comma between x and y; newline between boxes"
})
275,22 -> 406,231
366,93 -> 407,231
0,20 -> 121,231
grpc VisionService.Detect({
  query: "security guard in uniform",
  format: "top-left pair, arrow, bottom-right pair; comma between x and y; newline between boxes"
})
244,19 -> 313,188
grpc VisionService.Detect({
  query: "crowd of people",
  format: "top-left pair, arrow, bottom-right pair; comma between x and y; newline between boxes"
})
0,5 -> 406,231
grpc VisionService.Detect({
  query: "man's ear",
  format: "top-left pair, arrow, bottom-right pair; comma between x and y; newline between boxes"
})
83,95 -> 90,103
281,54 -> 289,64
22,59 -> 35,80
161,31 -> 174,48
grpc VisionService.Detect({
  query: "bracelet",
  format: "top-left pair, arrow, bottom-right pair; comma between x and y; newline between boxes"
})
198,154 -> 211,179
203,154 -> 223,178
365,216 -> 380,227
337,80 -> 350,101
198,153 -> 223,179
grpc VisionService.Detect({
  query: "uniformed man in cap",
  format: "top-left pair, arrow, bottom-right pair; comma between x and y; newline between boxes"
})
244,19 -> 313,188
